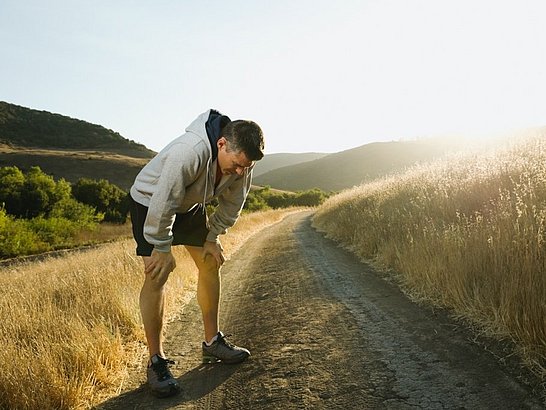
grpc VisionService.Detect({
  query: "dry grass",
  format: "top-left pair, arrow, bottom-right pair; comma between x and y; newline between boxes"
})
313,131 -> 546,380
0,208 -> 299,409
73,222 -> 133,245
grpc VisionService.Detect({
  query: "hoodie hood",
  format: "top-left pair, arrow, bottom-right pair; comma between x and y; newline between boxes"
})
205,109 -> 231,162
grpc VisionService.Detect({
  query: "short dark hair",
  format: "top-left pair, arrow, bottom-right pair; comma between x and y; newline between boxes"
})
222,120 -> 264,161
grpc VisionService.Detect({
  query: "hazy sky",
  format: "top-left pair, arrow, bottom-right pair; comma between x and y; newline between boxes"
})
1,1 -> 545,153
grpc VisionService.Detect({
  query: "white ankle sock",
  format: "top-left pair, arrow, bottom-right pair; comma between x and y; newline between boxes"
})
205,332 -> 221,346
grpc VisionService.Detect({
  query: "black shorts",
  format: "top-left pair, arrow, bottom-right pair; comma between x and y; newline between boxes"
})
129,195 -> 209,256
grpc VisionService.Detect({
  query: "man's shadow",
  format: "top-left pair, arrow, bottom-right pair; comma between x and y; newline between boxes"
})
96,362 -> 241,409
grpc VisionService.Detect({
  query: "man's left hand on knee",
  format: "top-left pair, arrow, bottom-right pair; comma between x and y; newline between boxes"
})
202,240 -> 225,268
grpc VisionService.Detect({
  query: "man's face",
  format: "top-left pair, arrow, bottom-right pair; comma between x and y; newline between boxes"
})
217,137 -> 254,176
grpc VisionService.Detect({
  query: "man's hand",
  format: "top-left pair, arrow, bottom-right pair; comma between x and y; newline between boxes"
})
143,250 -> 176,284
202,240 -> 225,268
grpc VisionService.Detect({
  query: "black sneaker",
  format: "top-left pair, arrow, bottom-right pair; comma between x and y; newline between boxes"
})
146,354 -> 181,398
202,332 -> 251,364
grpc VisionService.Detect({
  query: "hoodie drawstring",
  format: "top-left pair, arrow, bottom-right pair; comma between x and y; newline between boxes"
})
203,156 -> 211,214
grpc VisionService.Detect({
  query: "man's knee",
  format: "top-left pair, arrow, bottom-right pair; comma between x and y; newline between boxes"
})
143,271 -> 170,292
198,256 -> 219,278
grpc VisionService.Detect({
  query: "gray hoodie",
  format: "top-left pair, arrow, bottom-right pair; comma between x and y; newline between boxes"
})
130,109 -> 252,253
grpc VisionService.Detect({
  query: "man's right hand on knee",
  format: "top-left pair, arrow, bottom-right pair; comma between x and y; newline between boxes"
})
144,250 -> 176,282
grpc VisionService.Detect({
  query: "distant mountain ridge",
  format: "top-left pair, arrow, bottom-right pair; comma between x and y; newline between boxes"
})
254,140 -> 462,192
0,101 -> 154,158
253,152 -> 328,177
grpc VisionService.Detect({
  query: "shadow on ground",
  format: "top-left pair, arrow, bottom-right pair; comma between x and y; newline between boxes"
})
96,362 -> 241,409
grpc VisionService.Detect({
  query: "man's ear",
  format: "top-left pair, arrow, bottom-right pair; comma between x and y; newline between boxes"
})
217,137 -> 227,150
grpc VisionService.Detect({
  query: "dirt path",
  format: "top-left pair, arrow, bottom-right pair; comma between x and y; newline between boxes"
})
98,211 -> 544,409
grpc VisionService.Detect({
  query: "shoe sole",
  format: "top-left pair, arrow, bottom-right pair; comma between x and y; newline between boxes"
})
149,384 -> 181,398
202,353 -> 250,364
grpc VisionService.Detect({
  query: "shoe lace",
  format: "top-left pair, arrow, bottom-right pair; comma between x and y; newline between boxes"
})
217,333 -> 235,348
151,357 -> 175,381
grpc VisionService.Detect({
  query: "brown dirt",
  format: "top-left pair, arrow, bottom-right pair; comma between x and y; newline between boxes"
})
97,211 -> 545,409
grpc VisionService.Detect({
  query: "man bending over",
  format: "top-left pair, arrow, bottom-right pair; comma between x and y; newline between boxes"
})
129,109 -> 264,397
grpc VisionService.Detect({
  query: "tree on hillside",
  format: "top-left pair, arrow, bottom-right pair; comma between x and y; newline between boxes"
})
0,101 -> 155,157
0,166 -> 25,215
72,178 -> 129,223
243,186 -> 330,210
21,167 -> 72,218
244,190 -> 270,211
293,188 -> 329,207
0,166 -> 72,218
0,166 -> 102,258
0,165 -> 101,221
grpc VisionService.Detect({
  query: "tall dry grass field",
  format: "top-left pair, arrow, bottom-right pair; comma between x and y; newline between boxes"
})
0,208 -> 298,409
313,134 -> 546,379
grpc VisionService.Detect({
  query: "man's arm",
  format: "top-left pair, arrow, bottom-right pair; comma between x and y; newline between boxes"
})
203,170 -> 253,268
206,169 -> 252,243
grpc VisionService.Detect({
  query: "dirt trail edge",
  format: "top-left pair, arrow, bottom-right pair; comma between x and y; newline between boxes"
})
98,211 -> 544,410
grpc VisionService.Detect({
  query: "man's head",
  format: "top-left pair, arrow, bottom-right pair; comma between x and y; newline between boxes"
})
217,120 -> 264,176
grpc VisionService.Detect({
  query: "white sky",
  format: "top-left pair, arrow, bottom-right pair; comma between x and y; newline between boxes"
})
1,0 -> 545,154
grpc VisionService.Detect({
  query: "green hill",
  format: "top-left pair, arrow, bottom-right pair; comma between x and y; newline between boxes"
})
253,140 -> 462,192
0,101 -> 154,158
0,101 -> 155,190
253,152 -> 328,177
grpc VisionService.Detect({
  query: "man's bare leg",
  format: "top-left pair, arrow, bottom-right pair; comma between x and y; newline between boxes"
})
185,245 -> 220,342
139,253 -> 180,397
185,245 -> 251,364
140,255 -> 170,359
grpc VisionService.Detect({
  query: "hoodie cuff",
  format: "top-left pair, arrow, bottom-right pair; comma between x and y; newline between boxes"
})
153,244 -> 172,253
206,231 -> 220,243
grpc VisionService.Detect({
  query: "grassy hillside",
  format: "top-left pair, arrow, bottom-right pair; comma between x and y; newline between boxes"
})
0,145 -> 149,191
0,101 -> 155,190
313,130 -> 546,380
253,152 -> 327,177
0,101 -> 154,158
254,140 -> 462,192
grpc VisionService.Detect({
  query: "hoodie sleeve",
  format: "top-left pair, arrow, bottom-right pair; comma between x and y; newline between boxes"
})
143,143 -> 202,252
206,169 -> 252,242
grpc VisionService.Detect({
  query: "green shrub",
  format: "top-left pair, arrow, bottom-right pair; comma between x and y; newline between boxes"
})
0,209 -> 48,258
21,167 -> 71,218
264,192 -> 291,208
51,197 -> 103,228
28,198 -> 102,249
244,191 -> 270,211
0,168 -> 114,258
72,178 -> 128,223
293,188 -> 329,207
244,186 -> 330,211
0,166 -> 25,215
26,216 -> 86,248
0,166 -> 72,218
